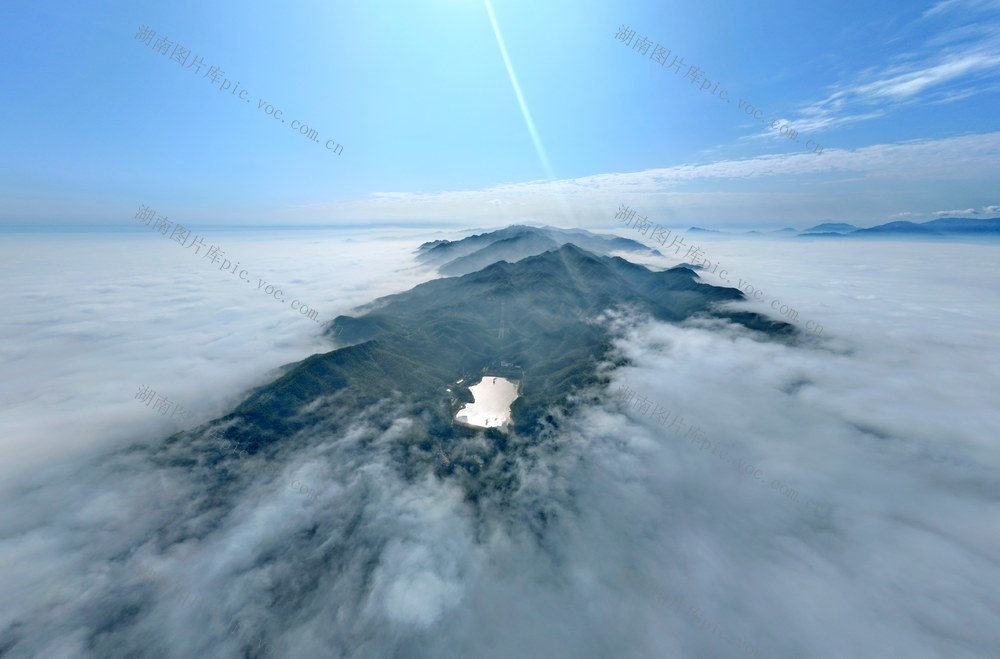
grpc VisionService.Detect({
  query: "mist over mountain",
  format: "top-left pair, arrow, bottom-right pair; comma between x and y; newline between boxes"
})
217,242 -> 791,463
417,225 -> 655,276
801,222 -> 860,234
2,229 -> 999,658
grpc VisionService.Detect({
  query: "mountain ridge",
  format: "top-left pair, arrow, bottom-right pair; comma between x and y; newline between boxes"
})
187,242 -> 795,473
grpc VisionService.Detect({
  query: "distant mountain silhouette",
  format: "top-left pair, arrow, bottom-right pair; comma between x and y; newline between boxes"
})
439,232 -> 561,277
847,217 -> 1000,236
802,222 -> 859,234
920,217 -> 1000,234
418,225 -> 654,276
671,217 -> 1000,238
800,217 -> 1000,237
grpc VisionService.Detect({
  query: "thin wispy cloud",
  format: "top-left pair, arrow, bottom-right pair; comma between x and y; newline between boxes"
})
776,3 -> 1000,136
791,52 -> 1000,133
889,203 -> 999,220
861,53 -> 1000,100
922,0 -> 1000,19
934,207 -> 978,215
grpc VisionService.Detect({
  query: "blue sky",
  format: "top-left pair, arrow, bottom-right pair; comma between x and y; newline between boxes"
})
0,0 -> 998,229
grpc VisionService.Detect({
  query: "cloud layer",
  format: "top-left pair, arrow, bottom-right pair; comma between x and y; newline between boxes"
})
1,231 -> 998,657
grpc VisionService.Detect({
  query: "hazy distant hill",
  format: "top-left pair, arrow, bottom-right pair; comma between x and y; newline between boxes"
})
802,222 -> 859,234
439,232 -> 560,277
416,225 -> 534,266
844,217 -> 1000,236
918,217 -> 1000,234
419,225 -> 654,276
678,217 -> 1000,238
848,221 -> 938,235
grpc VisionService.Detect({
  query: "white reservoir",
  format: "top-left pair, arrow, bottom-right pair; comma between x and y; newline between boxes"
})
454,376 -> 520,430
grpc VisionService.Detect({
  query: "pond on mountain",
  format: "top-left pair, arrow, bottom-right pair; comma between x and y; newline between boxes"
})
454,376 -> 520,430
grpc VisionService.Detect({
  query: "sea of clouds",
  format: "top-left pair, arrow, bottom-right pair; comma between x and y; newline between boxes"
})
0,229 -> 997,658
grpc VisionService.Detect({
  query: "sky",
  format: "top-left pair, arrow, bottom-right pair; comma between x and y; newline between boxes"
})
1,0 -> 998,229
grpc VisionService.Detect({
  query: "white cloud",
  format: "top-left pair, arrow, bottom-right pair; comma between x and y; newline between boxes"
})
791,49 -> 1000,134
0,231 -> 437,481
934,207 -> 978,215
778,4 -> 1000,136
859,53 -> 1000,100
923,0 -> 1000,18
